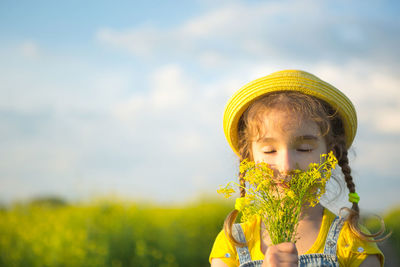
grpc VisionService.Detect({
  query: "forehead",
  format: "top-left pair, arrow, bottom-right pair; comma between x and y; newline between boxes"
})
254,109 -> 321,139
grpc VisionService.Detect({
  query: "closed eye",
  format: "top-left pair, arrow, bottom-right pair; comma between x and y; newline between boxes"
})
260,145 -> 276,154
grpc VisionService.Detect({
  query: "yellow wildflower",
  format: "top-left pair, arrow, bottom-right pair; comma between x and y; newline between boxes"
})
217,152 -> 337,245
287,190 -> 296,200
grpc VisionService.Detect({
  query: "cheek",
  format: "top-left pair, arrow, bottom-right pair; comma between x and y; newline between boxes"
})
251,149 -> 271,164
297,159 -> 313,170
250,143 -> 261,162
252,153 -> 264,164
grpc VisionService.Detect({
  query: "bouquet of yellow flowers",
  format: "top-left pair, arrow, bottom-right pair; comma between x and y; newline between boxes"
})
218,151 -> 338,244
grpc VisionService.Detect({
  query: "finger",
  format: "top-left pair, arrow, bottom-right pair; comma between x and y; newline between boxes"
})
275,242 -> 298,254
263,254 -> 298,267
265,246 -> 298,265
266,251 -> 298,263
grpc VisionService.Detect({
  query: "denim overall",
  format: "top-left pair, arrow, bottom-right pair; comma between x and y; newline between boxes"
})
233,216 -> 345,267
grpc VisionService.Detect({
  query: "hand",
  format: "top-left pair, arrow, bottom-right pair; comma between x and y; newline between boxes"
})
262,242 -> 298,267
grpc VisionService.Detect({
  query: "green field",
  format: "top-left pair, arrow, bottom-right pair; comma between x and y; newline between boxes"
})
0,197 -> 398,267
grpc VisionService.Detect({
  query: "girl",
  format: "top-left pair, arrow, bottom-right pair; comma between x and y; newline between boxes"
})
210,70 -> 385,267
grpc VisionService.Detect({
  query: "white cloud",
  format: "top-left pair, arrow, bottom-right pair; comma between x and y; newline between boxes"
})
374,111 -> 400,134
113,94 -> 147,122
198,50 -> 228,68
178,2 -> 249,38
353,139 -> 398,176
149,65 -> 190,110
97,26 -> 166,57
96,0 -> 400,70
95,1 -> 308,64
20,40 -> 40,59
112,64 -> 192,123
0,54 -> 133,113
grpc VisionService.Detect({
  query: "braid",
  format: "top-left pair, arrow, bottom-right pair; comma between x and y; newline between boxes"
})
336,142 -> 388,242
337,148 -> 360,231
239,171 -> 246,198
338,150 -> 359,212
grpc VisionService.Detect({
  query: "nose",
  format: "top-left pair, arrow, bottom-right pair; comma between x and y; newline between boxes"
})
277,150 -> 296,176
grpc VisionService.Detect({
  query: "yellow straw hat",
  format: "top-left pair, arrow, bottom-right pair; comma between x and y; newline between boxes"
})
223,69 -> 357,156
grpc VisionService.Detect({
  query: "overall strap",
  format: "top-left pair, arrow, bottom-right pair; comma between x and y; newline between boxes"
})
323,216 -> 345,256
233,223 -> 252,264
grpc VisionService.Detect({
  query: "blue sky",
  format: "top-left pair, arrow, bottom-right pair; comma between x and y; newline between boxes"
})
1,0 -> 399,213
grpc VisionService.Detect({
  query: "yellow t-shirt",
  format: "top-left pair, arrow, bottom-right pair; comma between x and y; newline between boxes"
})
209,209 -> 384,267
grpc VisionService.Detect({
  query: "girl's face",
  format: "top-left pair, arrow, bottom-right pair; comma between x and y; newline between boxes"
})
251,108 -> 327,179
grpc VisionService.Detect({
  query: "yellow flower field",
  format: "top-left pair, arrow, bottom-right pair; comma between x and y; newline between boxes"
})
0,197 -> 231,267
0,197 -> 398,266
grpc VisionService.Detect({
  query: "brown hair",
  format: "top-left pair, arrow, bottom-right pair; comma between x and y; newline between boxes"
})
223,91 -> 388,246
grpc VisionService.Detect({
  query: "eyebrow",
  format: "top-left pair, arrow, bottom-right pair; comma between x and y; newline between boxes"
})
256,137 -> 276,143
297,135 -> 319,141
256,135 -> 319,143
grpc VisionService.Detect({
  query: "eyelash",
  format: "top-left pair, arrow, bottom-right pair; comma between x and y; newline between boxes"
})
263,150 -> 276,154
297,148 -> 312,152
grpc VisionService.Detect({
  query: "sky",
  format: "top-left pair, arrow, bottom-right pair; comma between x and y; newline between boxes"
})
0,0 -> 399,213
